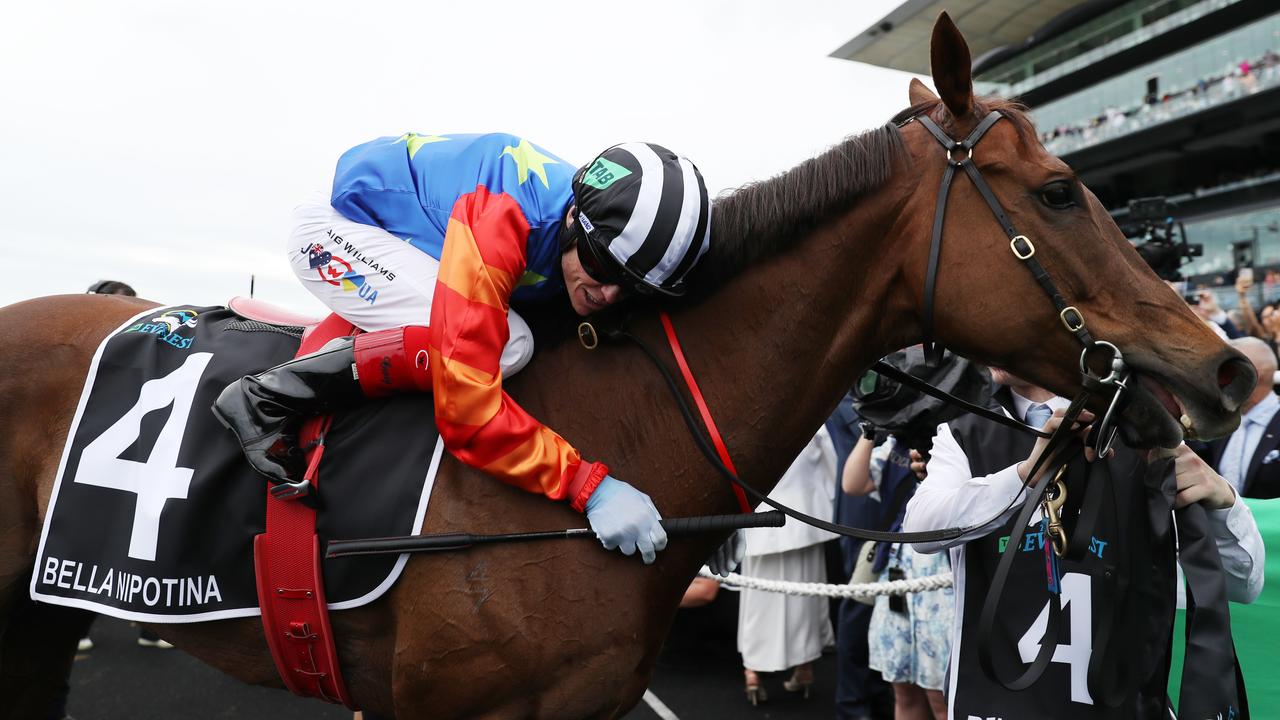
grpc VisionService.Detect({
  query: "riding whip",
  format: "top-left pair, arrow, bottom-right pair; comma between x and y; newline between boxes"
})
324,511 -> 784,558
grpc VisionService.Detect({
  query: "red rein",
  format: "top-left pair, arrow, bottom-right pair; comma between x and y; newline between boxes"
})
659,311 -> 752,514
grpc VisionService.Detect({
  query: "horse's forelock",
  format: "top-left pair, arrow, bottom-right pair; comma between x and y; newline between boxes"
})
894,95 -> 1039,146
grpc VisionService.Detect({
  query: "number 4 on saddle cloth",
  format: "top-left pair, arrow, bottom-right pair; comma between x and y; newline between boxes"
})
30,301 -> 443,626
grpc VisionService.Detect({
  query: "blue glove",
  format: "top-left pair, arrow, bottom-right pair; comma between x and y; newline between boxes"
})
584,475 -> 667,564
707,530 -> 745,577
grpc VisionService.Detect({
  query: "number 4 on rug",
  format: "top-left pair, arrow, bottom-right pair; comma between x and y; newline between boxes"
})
73,352 -> 214,562
1017,571 -> 1094,705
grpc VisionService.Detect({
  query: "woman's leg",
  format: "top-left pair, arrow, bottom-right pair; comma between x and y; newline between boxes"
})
893,682 -> 932,720
287,193 -> 534,376
925,688 -> 948,720
783,660 -> 815,698
743,667 -> 766,706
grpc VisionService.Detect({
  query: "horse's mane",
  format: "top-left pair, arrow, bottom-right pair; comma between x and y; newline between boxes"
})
521,94 -> 1040,346
695,124 -> 904,289
694,94 -> 1037,289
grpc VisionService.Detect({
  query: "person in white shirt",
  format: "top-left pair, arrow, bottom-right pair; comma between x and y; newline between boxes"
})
903,368 -> 1264,718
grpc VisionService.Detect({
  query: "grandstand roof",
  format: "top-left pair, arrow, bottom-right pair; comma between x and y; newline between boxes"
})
831,0 -> 1086,74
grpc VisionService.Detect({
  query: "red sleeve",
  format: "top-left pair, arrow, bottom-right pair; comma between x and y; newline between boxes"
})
427,186 -> 606,511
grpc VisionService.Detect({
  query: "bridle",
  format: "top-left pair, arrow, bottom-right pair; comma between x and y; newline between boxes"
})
903,108 -> 1141,694
903,109 -> 1131,457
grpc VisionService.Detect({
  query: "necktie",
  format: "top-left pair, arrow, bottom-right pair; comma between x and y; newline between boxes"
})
1025,402 -> 1052,429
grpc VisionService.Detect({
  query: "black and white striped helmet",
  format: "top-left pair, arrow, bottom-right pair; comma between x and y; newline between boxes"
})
568,143 -> 711,297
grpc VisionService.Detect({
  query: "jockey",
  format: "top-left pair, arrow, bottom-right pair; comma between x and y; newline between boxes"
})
213,132 -> 711,565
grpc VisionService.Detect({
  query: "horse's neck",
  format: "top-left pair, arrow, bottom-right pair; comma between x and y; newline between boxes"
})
666,184 -> 915,496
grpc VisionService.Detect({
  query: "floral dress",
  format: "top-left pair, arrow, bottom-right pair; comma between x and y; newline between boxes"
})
865,439 -> 954,690
867,543 -> 954,690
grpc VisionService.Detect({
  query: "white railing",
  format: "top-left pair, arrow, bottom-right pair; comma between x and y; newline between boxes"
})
698,567 -> 953,598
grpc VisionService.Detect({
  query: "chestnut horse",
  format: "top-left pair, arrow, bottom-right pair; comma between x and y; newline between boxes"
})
0,14 -> 1253,719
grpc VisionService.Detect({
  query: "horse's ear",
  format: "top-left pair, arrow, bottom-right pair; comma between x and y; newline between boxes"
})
908,78 -> 938,106
929,12 -> 974,119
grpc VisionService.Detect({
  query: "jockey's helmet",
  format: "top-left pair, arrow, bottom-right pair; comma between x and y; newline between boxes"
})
563,143 -> 711,297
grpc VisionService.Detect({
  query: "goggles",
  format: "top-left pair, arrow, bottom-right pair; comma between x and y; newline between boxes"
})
572,211 -> 655,296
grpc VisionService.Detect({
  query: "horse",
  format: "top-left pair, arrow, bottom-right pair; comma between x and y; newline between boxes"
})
0,14 -> 1253,719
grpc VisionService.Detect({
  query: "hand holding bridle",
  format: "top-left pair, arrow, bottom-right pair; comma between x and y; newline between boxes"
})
1165,443 -> 1237,510
908,449 -> 928,481
1017,407 -> 1096,485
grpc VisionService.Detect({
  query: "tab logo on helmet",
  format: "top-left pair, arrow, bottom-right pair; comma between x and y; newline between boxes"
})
581,156 -> 632,190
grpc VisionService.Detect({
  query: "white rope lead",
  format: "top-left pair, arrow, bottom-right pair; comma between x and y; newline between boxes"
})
697,568 -> 953,599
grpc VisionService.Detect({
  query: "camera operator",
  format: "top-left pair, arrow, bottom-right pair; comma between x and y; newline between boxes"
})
843,348 -> 992,720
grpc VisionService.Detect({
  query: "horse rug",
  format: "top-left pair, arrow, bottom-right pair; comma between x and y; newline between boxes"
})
29,305 -> 443,622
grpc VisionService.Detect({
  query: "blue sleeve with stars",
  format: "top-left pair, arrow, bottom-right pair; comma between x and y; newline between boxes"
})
330,132 -> 575,277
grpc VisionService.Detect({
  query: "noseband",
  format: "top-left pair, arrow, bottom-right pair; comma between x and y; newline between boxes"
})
903,109 -> 1130,454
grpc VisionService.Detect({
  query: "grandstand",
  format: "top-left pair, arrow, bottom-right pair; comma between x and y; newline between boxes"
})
835,0 -> 1280,304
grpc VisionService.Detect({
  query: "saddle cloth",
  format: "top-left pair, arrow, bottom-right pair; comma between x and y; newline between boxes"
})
30,305 -> 442,622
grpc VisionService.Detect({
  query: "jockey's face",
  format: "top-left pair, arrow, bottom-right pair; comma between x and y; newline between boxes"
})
561,211 -> 625,316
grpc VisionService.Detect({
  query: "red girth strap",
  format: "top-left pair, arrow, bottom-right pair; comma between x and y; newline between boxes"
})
658,311 -> 752,514
253,313 -> 357,709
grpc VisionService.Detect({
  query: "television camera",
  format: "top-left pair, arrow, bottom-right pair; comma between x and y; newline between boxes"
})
1121,196 -> 1203,281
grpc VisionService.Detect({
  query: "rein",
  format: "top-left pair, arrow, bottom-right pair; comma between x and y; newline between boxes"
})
606,313 -> 1087,546
657,312 -> 752,514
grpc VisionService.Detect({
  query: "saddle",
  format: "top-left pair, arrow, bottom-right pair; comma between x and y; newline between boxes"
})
228,295 -> 359,708
228,295 -> 330,341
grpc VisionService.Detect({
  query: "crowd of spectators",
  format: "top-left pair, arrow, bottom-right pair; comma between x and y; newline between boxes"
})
1039,49 -> 1280,156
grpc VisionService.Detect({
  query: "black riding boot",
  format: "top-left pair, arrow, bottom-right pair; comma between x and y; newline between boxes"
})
212,337 -> 364,486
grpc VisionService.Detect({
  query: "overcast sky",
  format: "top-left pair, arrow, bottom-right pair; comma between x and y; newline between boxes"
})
2,0 -> 919,314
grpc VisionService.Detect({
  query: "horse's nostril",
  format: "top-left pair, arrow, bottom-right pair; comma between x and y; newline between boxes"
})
1216,356 -> 1256,413
1218,360 -> 1241,389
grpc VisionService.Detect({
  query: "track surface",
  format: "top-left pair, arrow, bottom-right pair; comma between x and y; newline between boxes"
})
69,592 -> 842,719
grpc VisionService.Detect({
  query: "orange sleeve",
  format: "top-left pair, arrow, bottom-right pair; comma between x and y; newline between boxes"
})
427,186 -> 607,511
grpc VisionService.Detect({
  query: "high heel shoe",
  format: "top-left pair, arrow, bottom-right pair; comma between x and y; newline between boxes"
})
782,665 -> 814,700
744,668 -> 767,706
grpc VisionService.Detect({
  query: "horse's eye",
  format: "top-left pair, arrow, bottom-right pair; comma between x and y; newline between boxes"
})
1040,182 -> 1075,209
